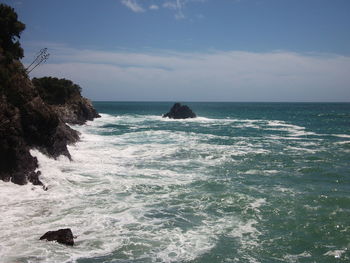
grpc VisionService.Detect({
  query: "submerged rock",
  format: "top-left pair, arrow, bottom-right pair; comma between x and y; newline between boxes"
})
163,103 -> 196,119
40,228 -> 74,246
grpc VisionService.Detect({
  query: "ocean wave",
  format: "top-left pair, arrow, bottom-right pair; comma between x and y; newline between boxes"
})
0,122 -> 267,263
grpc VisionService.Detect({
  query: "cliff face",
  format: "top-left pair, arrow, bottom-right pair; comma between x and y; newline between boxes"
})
50,96 -> 100,125
32,77 -> 100,125
0,94 -> 40,185
33,77 -> 100,124
0,4 -> 99,186
0,61 -> 97,186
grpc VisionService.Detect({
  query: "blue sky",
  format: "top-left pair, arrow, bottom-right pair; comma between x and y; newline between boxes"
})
3,0 -> 350,101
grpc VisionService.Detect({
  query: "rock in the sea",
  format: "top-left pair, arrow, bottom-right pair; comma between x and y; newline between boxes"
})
163,103 -> 196,119
40,228 -> 74,246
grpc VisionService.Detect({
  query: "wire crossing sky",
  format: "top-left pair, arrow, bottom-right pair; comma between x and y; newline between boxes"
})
4,0 -> 350,101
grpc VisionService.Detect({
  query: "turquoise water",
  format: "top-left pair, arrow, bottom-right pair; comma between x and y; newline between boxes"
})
86,102 -> 350,262
0,102 -> 349,263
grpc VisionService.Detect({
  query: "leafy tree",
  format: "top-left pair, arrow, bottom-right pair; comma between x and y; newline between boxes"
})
0,3 -> 25,61
32,77 -> 82,105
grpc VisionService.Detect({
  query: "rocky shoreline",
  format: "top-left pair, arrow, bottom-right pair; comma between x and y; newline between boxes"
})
0,4 -> 100,187
0,64 -> 99,187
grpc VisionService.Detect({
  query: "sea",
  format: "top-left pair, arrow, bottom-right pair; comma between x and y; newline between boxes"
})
0,102 -> 349,263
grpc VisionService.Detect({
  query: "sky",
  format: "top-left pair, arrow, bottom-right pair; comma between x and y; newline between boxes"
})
3,0 -> 350,101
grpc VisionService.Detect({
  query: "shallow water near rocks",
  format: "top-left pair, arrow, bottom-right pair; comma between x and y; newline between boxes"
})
0,102 -> 349,263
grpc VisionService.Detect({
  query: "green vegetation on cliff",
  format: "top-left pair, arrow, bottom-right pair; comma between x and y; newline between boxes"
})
32,77 -> 82,105
0,3 -> 25,62
0,3 -> 26,96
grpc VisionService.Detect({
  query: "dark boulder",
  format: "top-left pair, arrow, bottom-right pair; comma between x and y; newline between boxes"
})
163,103 -> 196,119
40,228 -> 74,246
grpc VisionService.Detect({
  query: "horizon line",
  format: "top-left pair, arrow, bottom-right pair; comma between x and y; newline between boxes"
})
91,100 -> 350,103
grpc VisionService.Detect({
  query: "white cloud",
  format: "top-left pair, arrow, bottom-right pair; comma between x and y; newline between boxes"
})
121,0 -> 145,13
149,4 -> 159,10
175,12 -> 185,20
162,1 -> 178,9
26,44 -> 350,101
119,0 -> 205,19
163,0 -> 185,19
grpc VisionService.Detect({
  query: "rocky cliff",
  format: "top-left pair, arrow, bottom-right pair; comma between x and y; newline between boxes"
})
0,64 -> 99,186
0,4 -> 99,186
32,77 -> 100,125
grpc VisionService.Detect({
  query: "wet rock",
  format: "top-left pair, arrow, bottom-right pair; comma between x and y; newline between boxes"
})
50,96 -> 100,125
0,93 -> 45,185
163,103 -> 196,119
40,228 -> 74,246
0,76 -> 80,185
0,64 -> 97,186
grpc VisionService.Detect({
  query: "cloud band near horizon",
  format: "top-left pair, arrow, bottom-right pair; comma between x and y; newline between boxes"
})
25,44 -> 350,102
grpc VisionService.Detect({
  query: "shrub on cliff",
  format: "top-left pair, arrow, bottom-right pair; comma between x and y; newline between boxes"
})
32,77 -> 82,105
0,4 -> 26,96
0,3 -> 25,62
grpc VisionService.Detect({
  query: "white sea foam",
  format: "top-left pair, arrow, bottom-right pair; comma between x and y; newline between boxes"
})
249,198 -> 266,210
303,204 -> 321,211
285,146 -> 318,154
4,112 -> 332,263
266,121 -> 317,137
334,140 -> 350,145
324,248 -> 348,259
229,219 -> 261,247
274,186 -> 298,196
283,251 -> 312,262
332,134 -> 350,138
242,169 -> 279,176
0,114 -> 272,263
97,114 -> 320,142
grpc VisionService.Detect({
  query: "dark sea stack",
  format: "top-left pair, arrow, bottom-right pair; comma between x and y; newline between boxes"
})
40,228 -> 74,246
32,77 -> 100,125
163,103 -> 196,119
